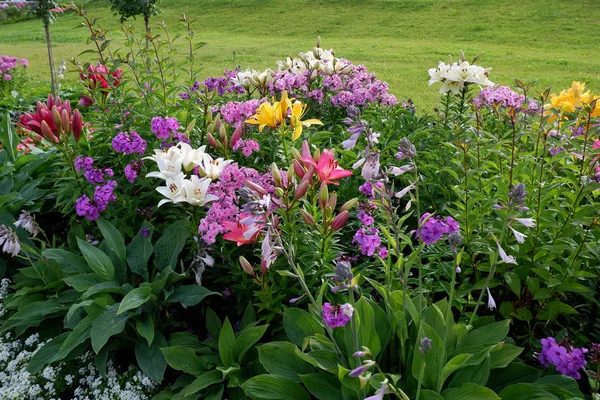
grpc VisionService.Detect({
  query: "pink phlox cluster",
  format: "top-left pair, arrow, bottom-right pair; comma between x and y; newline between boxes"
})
232,139 -> 260,157
539,337 -> 587,379
220,99 -> 264,128
417,213 -> 460,246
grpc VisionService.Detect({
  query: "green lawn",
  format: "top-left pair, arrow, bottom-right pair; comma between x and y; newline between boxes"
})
1,0 -> 599,110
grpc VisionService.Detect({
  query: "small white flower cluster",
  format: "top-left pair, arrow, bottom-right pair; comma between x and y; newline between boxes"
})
144,142 -> 230,207
231,69 -> 274,92
428,56 -> 494,94
0,278 -> 10,317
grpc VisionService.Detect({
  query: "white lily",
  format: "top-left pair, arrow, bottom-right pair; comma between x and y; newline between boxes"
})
197,154 -> 233,180
156,173 -> 187,207
181,175 -> 219,206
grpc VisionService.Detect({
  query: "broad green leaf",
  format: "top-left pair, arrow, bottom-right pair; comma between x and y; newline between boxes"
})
136,313 -> 155,346
168,285 -> 218,307
43,248 -> 89,274
97,219 -> 126,263
460,320 -> 509,348
498,383 -> 558,400
77,238 -> 114,281
160,346 -> 209,375
232,324 -> 268,363
489,343 -> 523,369
283,308 -> 324,347
153,219 -> 191,271
55,312 -> 98,361
0,112 -> 18,162
440,353 -> 473,386
355,297 -> 381,358
218,317 -> 235,367
206,308 -> 222,340
82,281 -> 126,299
242,375 -> 311,400
300,372 -> 343,400
448,353 -> 491,388
91,304 -> 128,353
535,375 -> 583,398
412,321 -> 444,390
117,287 -> 152,315
185,369 -> 223,396
257,341 -> 313,382
126,229 -> 153,281
442,382 -> 500,400
136,334 -> 167,383
487,362 -> 542,393
64,273 -> 104,292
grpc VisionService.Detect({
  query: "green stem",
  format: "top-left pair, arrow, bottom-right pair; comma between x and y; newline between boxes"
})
436,255 -> 458,392
416,360 -> 426,400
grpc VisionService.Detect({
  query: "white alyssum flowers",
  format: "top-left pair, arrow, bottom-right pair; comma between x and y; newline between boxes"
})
145,142 -> 227,208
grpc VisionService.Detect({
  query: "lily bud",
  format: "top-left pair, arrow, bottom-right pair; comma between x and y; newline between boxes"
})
294,180 -> 309,200
219,123 -> 227,146
205,111 -> 213,124
271,163 -> 282,187
327,191 -> 337,210
72,109 -> 83,141
340,198 -> 358,212
207,132 -> 219,150
239,256 -> 255,277
52,107 -> 62,133
290,146 -> 301,161
273,215 -> 279,230
318,184 -> 329,210
286,166 -> 294,187
300,209 -> 316,227
293,159 -> 305,178
331,211 -> 349,231
301,140 -> 311,159
300,165 -> 315,185
40,120 -> 58,143
313,148 -> 321,162
275,187 -> 285,198
245,180 -> 268,196
230,126 -> 242,148
61,109 -> 71,135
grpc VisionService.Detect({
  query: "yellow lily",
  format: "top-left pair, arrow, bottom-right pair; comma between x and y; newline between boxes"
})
245,91 -> 292,132
289,100 -> 323,140
274,90 -> 292,126
545,81 -> 600,121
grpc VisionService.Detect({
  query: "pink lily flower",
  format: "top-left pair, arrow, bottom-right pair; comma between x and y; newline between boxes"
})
223,214 -> 262,246
300,140 -> 352,185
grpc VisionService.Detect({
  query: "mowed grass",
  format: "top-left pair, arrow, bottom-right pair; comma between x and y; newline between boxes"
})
0,0 -> 599,110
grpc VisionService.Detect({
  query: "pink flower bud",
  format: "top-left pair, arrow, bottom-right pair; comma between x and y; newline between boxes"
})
207,132 -> 219,150
72,109 -> 83,141
61,109 -> 70,135
79,95 -> 94,107
300,209 -> 316,227
230,126 -> 242,148
294,180 -> 309,200
293,159 -> 305,178
331,211 -> 349,231
239,256 -> 255,277
245,180 -> 268,196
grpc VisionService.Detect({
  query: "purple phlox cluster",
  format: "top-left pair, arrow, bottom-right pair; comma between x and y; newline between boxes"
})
416,213 -> 460,246
111,131 -> 147,155
197,164 -> 277,244
307,89 -> 324,104
232,138 -> 260,157
220,99 -> 264,128
329,64 -> 398,109
353,227 -> 382,256
75,156 -> 114,184
179,71 -> 244,100
358,181 -> 385,199
151,116 -> 180,140
269,70 -> 309,95
357,210 -> 374,226
0,55 -> 27,81
322,302 -> 354,328
124,160 -> 143,183
474,85 -> 525,109
75,180 -> 118,221
549,147 -> 565,156
538,336 -> 587,379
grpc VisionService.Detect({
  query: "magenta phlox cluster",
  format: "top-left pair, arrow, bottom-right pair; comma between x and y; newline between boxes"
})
0,55 -> 27,81
75,180 -> 118,221
474,85 -> 525,109
329,64 -> 398,109
417,213 -> 460,246
538,337 -> 587,379
111,131 -> 147,155
124,161 -> 143,183
232,139 -> 260,157
75,156 -> 114,184
219,99 -> 264,127
353,227 -> 381,256
269,70 -> 309,95
151,116 -> 180,139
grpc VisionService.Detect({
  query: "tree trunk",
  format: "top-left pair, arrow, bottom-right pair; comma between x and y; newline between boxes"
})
44,23 -> 58,97
144,13 -> 150,49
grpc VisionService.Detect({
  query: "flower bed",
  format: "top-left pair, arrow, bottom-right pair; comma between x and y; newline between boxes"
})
0,6 -> 599,400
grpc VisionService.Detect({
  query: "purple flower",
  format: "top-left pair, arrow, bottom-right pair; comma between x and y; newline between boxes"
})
417,213 -> 460,246
353,227 -> 381,256
124,161 -> 142,183
357,210 -> 374,226
112,131 -> 147,155
539,337 -> 587,379
232,139 -> 260,157
151,116 -> 180,139
474,85 -> 525,109
323,302 -> 354,328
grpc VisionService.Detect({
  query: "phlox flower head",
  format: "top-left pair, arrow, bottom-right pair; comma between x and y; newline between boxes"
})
417,213 -> 459,246
539,336 -> 587,379
353,227 -> 381,256
111,131 -> 147,155
151,116 -> 180,139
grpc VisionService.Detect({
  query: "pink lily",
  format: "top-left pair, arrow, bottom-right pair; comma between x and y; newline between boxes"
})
300,140 -> 352,185
223,214 -> 262,246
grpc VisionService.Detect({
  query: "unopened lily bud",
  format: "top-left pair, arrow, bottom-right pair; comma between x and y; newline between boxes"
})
300,165 -> 315,185
293,159 -> 305,178
273,215 -> 279,230
219,124 -> 227,146
331,211 -> 349,231
239,256 -> 255,277
72,109 -> 83,141
316,36 -> 321,48
271,163 -> 282,187
286,166 -> 294,187
327,191 -> 337,210
61,109 -> 71,135
62,99 -> 71,114
294,180 -> 309,200
340,198 -> 358,212
40,120 -> 57,143
313,148 -> 321,162
291,146 -> 302,161
52,107 -> 62,133
207,132 -> 219,150
318,184 -> 329,210
275,187 -> 285,198
245,180 -> 268,196
206,112 -> 213,124
300,209 -> 316,227
230,126 -> 242,148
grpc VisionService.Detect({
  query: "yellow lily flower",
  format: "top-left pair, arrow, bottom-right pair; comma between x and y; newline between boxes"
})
274,90 -> 292,126
245,91 -> 292,132
545,81 -> 600,121
289,100 -> 323,141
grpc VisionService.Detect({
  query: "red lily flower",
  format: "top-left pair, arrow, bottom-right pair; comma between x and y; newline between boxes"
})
300,140 -> 352,185
223,214 -> 262,246
19,95 -> 83,143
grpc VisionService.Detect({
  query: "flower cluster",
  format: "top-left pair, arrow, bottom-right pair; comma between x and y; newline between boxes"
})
0,55 -> 27,82
75,156 -> 114,184
111,131 -> 147,155
14,210 -> 39,237
539,336 -> 587,379
0,225 -> 20,257
232,138 -> 260,157
75,180 -> 118,221
417,213 -> 459,246
19,95 -> 83,143
545,81 -> 600,118
151,116 -> 180,140
219,99 -> 263,128
322,302 -> 354,328
79,62 -> 123,92
428,59 -> 494,94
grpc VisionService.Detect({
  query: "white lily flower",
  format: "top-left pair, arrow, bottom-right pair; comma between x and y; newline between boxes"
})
509,226 -> 527,244
156,173 -> 186,207
181,176 -> 219,206
496,241 -> 517,264
515,218 -> 536,228
428,62 -> 449,86
179,143 -> 206,172
197,154 -> 233,180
